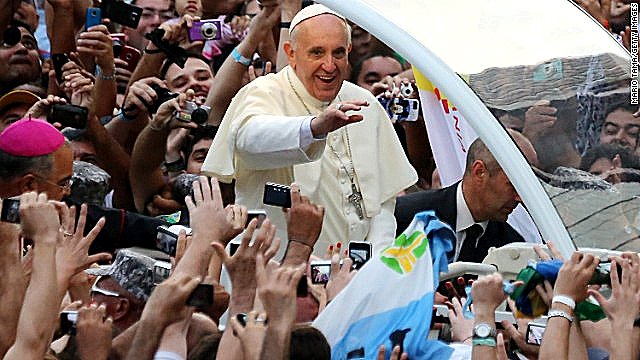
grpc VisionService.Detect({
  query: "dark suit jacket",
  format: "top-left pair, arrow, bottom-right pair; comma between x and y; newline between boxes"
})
394,182 -> 524,263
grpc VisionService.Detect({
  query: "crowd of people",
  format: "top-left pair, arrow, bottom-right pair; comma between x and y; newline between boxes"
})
0,0 -> 638,359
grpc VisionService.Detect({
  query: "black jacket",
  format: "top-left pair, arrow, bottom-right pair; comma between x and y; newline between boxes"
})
394,183 -> 524,263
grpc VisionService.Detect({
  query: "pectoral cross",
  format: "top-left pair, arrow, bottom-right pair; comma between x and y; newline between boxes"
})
348,183 -> 364,220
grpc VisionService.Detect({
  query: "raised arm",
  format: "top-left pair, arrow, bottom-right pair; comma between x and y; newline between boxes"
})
205,4 -> 281,126
3,192 -> 60,360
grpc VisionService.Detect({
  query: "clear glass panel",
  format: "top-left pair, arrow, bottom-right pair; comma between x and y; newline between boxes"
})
355,0 -> 636,251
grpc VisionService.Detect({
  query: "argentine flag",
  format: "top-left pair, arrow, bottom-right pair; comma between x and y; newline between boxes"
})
312,210 -> 454,359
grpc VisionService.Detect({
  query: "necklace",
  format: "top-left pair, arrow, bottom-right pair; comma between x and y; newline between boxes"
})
286,71 -> 365,220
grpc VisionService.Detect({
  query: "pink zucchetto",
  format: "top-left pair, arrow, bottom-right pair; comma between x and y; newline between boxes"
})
0,118 -> 64,156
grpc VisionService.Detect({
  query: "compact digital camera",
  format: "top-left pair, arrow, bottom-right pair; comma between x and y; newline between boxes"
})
188,20 -> 222,42
175,101 -> 211,125
378,97 -> 420,122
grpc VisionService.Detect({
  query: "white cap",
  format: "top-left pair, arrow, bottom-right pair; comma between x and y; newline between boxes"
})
289,4 -> 346,36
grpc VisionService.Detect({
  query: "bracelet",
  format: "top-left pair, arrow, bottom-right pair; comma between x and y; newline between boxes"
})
95,65 -> 116,81
280,21 -> 291,29
164,158 -> 185,172
231,47 -> 252,66
552,295 -> 576,310
547,309 -> 573,323
472,337 -> 496,347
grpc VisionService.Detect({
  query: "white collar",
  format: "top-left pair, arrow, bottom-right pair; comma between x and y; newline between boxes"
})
455,182 -> 488,233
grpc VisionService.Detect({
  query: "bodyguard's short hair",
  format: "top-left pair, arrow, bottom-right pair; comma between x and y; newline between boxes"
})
465,138 -> 501,176
0,150 -> 52,181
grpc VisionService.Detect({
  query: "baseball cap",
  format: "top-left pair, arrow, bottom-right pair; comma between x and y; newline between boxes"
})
0,90 -> 40,115
85,248 -> 168,301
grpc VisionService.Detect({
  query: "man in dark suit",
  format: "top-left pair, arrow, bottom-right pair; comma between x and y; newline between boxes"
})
395,138 -> 525,263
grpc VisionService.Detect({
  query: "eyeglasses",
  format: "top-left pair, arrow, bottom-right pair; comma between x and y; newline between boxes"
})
90,284 -> 121,298
32,174 -> 73,193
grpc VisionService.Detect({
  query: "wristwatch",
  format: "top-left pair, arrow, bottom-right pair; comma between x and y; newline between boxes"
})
473,323 -> 496,339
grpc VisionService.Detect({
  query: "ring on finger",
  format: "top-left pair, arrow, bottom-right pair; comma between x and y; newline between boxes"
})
63,231 -> 73,237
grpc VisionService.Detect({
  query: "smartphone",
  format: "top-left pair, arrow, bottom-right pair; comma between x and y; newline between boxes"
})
85,7 -> 102,31
0,198 -> 20,223
101,0 -> 143,29
263,182 -> 291,208
156,224 -> 192,256
60,310 -> 78,335
348,241 -> 372,270
186,283 -> 214,307
48,104 -> 88,129
51,53 -> 69,84
526,323 -> 546,345
153,260 -> 172,284
119,46 -> 141,72
246,209 -> 267,228
310,260 -> 331,285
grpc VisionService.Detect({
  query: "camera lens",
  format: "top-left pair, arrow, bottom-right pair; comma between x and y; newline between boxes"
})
191,107 -> 209,125
200,22 -> 218,40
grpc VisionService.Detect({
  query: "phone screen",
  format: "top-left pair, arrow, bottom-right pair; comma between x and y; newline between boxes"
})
526,323 -> 546,345
348,241 -> 372,270
310,261 -> 331,285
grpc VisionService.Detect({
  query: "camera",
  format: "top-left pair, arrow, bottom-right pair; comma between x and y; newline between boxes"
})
590,261 -> 622,285
48,104 -> 89,129
149,84 -> 179,114
188,20 -> 222,42
175,101 -> 211,125
377,97 -> 420,122
101,0 -> 143,29
60,311 -> 78,335
348,241 -> 372,270
1,198 -> 20,223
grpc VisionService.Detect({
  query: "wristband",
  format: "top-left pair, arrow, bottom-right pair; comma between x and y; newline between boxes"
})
95,65 -> 115,81
280,21 -> 291,29
552,295 -> 576,310
548,309 -> 573,323
472,337 -> 496,347
231,47 -> 252,66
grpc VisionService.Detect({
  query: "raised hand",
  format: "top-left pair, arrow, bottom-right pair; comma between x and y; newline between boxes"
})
57,203 -> 111,282
76,304 -> 113,360
77,25 -> 115,73
140,272 -> 202,327
325,254 -> 356,302
310,100 -> 369,137
554,252 -> 599,304
211,218 -> 279,293
19,192 -> 60,245
228,310 -> 268,360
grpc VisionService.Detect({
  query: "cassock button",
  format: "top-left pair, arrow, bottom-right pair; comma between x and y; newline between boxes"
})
346,209 -> 350,215
340,178 -> 346,184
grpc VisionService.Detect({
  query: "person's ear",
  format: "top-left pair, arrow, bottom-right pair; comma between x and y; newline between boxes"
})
112,298 -> 130,320
18,174 -> 38,193
471,160 -> 488,181
284,41 -> 296,69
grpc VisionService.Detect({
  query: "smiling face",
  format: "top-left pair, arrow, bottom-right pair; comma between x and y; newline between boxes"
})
284,14 -> 351,102
164,57 -> 214,104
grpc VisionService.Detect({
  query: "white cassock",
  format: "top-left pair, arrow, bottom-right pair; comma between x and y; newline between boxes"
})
202,66 -> 417,256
